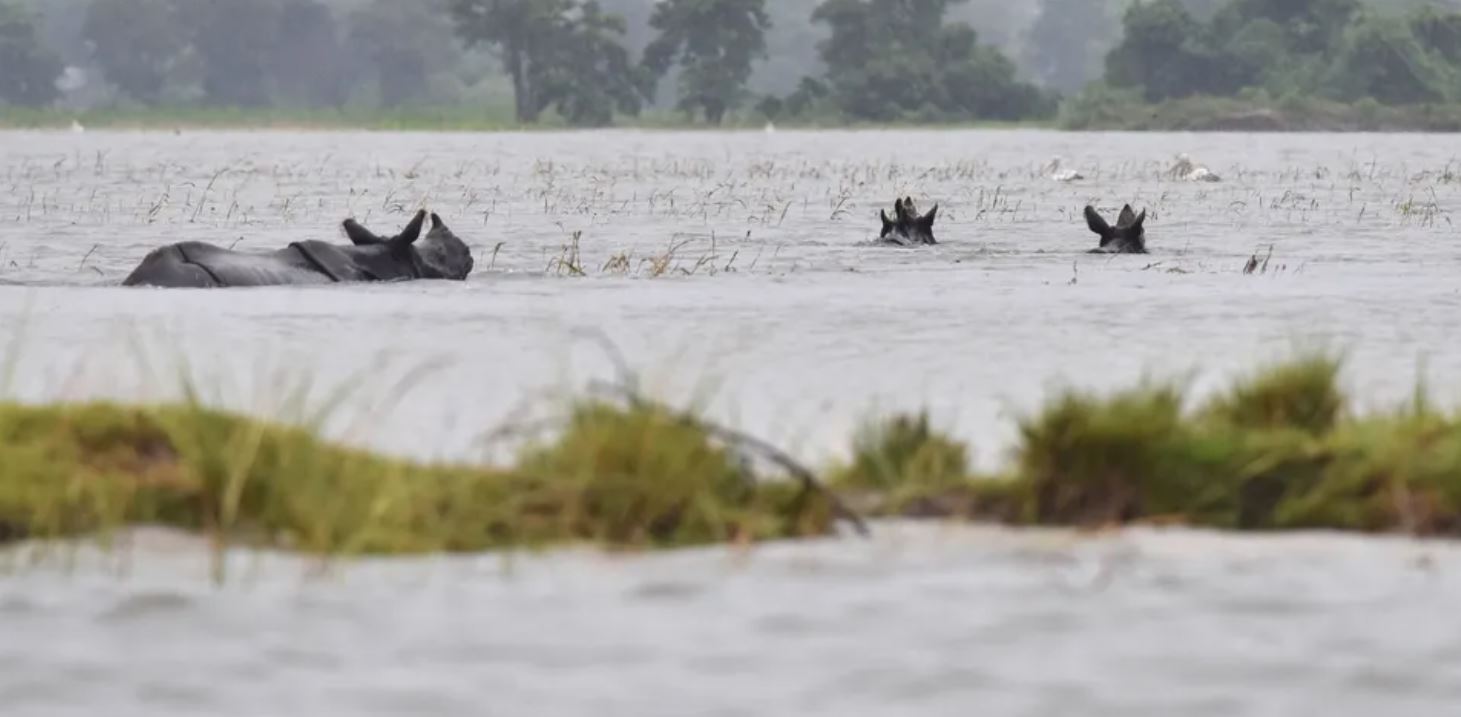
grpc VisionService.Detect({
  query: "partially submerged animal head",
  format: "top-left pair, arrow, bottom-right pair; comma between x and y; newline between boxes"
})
878,197 -> 939,246
343,209 -> 475,280
1084,204 -> 1148,254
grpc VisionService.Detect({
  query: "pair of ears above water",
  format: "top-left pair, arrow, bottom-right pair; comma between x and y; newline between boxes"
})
342,209 -> 450,248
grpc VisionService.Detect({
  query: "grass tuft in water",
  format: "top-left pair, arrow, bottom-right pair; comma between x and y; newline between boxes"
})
8,356 -> 1461,556
0,399 -> 831,556
0,401 -> 512,555
1202,353 -> 1346,435
515,400 -> 831,547
1013,383 -> 1198,525
1002,357 -> 1461,535
830,412 -> 994,516
839,413 -> 969,491
1271,414 -> 1461,534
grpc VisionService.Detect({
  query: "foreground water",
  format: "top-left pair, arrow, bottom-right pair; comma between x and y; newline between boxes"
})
5,525 -> 1461,716
2,128 -> 1459,713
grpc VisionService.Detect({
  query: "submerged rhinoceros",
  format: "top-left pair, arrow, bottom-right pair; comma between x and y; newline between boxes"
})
1084,204 -> 1148,254
122,210 -> 474,288
878,197 -> 940,246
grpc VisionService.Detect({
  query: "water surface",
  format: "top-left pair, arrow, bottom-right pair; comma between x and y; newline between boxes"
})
2,129 -> 1458,465
2,128 -> 1459,714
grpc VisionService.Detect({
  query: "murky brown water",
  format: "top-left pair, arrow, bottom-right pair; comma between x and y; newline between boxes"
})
2,128 -> 1460,714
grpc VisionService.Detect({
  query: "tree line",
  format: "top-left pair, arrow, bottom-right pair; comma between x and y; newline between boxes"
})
2,0 -> 1460,125
1101,0 -> 1461,106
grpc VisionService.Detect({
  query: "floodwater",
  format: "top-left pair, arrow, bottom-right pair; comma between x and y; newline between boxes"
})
6,525 -> 1461,716
2,128 -> 1460,714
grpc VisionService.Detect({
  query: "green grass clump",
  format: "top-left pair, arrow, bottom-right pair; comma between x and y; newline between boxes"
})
1273,415 -> 1461,533
0,400 -> 831,555
7,355 -> 1461,556
829,412 -> 1032,520
0,401 -> 520,554
1003,358 -> 1461,536
837,413 -> 970,492
1203,354 -> 1345,434
515,401 -> 831,546
1013,383 -> 1205,525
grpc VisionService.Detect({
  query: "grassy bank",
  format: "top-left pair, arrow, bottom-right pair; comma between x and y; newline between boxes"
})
1060,91 -> 1461,132
0,398 -> 835,555
842,355 -> 1461,536
6,97 -> 1458,133
5,354 -> 1461,557
2,109 -> 1064,135
0,105 -> 532,132
0,105 -> 1050,132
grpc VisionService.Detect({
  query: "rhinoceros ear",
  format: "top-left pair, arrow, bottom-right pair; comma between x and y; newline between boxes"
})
393,209 -> 428,246
1117,204 -> 1137,228
919,204 -> 939,228
880,209 -> 894,236
1131,209 -> 1147,232
1084,205 -> 1113,239
342,218 -> 384,246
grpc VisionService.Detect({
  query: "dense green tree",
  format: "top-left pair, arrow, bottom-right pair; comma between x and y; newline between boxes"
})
643,0 -> 771,124
809,0 -> 1051,121
1105,0 -> 1232,101
82,0 -> 187,103
541,1 -> 649,125
1103,0 -> 1461,106
1209,0 -> 1360,55
451,0 -> 646,125
1325,11 -> 1454,104
780,76 -> 829,116
1411,5 -> 1461,65
0,2 -> 60,105
25,0 -> 1461,120
450,0 -> 575,122
1214,16 -> 1295,91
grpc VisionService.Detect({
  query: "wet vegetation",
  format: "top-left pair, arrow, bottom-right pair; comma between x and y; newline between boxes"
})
2,0 -> 1048,128
7,354 -> 1461,556
1064,0 -> 1461,130
832,412 -> 974,514
0,397 -> 836,555
1061,91 -> 1461,132
977,354 -> 1461,535
10,0 -> 1454,130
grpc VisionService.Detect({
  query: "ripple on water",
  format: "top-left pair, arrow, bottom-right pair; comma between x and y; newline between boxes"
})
3,129 -> 1461,715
